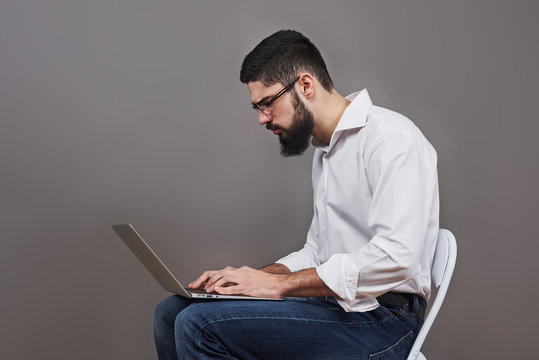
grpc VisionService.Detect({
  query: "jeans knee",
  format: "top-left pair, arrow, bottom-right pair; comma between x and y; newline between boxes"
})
154,295 -> 190,330
154,297 -> 171,326
174,304 -> 201,335
174,303 -> 231,358
174,303 -> 216,345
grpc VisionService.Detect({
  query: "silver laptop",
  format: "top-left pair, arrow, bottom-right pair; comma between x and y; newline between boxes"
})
111,224 -> 280,300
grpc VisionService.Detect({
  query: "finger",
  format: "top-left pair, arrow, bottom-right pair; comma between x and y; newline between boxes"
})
206,272 -> 237,292
204,271 -> 227,290
189,274 -> 209,289
189,271 -> 216,289
214,284 -> 242,295
205,270 -> 235,291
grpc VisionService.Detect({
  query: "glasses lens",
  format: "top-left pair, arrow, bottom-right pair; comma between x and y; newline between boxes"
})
259,104 -> 270,115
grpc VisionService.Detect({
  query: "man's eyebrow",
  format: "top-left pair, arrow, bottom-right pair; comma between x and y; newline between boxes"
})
251,95 -> 272,107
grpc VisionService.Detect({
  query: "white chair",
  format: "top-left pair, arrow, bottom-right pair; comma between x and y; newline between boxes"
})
407,229 -> 457,360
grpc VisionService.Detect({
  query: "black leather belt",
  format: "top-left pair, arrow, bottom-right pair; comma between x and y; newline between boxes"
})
376,292 -> 426,321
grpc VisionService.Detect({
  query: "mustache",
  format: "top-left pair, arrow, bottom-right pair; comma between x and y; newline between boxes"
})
266,123 -> 284,131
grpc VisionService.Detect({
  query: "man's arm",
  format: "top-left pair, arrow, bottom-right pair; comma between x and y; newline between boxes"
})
277,268 -> 337,297
259,263 -> 291,274
190,266 -> 336,298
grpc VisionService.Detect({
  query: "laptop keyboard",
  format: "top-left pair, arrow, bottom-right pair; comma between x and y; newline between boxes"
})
188,288 -> 216,295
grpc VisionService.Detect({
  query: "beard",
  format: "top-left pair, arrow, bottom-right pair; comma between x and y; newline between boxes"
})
268,91 -> 315,157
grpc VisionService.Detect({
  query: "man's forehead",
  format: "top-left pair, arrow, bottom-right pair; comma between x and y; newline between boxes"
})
247,81 -> 282,104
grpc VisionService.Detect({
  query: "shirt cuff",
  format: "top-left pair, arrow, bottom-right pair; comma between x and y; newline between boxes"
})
276,252 -> 317,273
316,254 -> 360,302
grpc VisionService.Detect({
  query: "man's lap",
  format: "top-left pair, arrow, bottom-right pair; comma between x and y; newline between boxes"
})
155,295 -> 421,359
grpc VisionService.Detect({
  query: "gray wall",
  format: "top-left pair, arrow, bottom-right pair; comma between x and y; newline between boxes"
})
1,1 -> 537,359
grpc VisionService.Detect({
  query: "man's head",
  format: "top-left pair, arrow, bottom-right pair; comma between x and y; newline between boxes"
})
240,30 -> 334,156
240,29 -> 333,91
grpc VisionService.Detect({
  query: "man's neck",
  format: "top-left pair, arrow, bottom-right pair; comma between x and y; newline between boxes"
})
311,90 -> 350,145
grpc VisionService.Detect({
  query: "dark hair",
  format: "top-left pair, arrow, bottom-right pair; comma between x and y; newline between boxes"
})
240,30 -> 334,92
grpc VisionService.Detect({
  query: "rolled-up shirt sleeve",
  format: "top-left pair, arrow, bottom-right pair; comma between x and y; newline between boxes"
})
316,129 -> 438,305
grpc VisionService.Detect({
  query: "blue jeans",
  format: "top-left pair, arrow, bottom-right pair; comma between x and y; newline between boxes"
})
154,295 -> 424,360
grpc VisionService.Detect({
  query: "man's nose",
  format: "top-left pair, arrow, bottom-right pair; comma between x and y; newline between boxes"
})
258,110 -> 272,125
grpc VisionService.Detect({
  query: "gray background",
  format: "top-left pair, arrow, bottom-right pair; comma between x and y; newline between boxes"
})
1,1 -> 537,359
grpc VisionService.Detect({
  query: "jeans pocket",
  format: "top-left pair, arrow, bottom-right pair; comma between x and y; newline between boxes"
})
398,307 -> 423,331
368,331 -> 414,360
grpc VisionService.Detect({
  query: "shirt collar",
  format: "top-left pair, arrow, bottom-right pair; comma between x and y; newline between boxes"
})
315,89 -> 373,152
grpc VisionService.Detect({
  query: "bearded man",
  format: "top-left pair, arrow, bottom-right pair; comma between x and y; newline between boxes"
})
154,29 -> 439,360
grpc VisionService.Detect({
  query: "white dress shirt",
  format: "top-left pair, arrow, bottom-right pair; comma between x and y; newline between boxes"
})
277,89 -> 439,312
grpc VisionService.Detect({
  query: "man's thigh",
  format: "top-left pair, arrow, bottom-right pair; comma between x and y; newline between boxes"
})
175,297 -> 419,360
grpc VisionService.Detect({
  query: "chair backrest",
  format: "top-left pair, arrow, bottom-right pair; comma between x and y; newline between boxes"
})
407,229 -> 457,360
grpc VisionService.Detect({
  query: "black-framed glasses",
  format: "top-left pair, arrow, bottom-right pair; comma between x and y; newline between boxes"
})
251,76 -> 300,116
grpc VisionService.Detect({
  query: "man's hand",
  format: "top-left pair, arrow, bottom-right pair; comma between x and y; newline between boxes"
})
189,266 -> 284,298
188,266 -> 234,291
189,266 -> 337,299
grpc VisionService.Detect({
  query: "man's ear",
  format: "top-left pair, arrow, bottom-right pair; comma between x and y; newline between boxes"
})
298,73 -> 315,101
